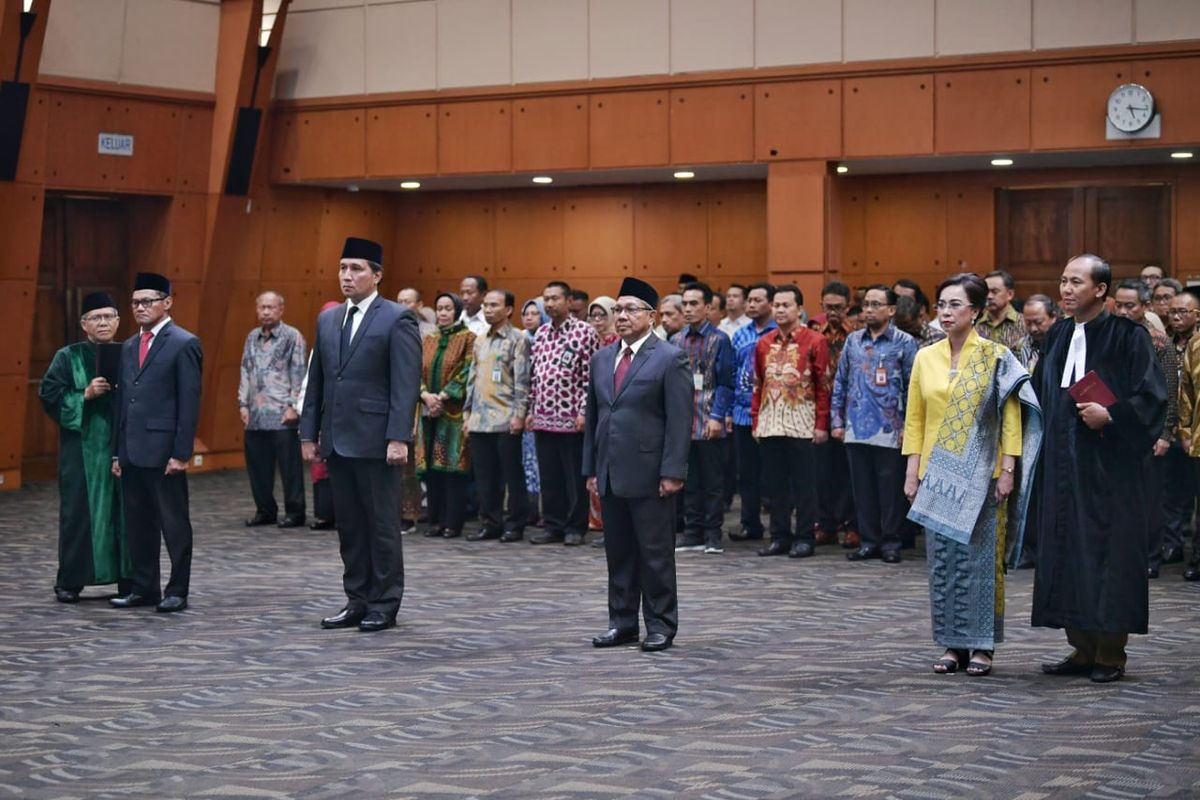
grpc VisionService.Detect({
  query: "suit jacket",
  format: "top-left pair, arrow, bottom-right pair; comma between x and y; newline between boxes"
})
583,334 -> 692,498
113,320 -> 203,468
300,296 -> 422,460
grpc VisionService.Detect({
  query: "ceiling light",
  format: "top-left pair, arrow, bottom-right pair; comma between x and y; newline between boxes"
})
991,158 -> 1014,167
836,165 -> 849,174
400,181 -> 421,190
1170,151 -> 1194,159
23,0 -> 34,11
260,13 -> 275,47
347,184 -> 359,193
532,176 -> 553,184
673,171 -> 695,179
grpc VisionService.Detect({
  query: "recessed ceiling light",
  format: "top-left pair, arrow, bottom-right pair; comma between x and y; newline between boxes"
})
673,171 -> 695,179
836,165 -> 849,174
991,158 -> 1014,167
1170,151 -> 1194,159
532,176 -> 553,184
347,184 -> 359,193
400,181 -> 421,190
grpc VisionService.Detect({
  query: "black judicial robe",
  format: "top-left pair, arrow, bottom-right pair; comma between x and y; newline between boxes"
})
1030,311 -> 1166,634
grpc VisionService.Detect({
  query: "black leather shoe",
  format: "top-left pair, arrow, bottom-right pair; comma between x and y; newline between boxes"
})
277,515 -> 305,529
500,530 -> 524,543
729,529 -> 764,541
110,593 -> 156,608
1090,665 -> 1125,683
321,607 -> 366,629
564,532 -> 585,546
592,628 -> 639,647
1041,656 -> 1092,675
156,596 -> 187,613
788,542 -> 815,559
1147,566 -> 1160,579
245,512 -> 277,527
467,528 -> 502,541
758,540 -> 790,556
54,587 -> 81,603
358,611 -> 395,632
847,546 -> 881,561
1184,563 -> 1200,581
881,551 -> 902,564
529,531 -> 565,545
309,519 -> 335,530
1162,546 -> 1184,564
423,527 -> 443,538
641,633 -> 673,652
442,528 -> 462,539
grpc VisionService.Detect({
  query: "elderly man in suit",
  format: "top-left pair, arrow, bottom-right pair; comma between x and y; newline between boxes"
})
584,277 -> 693,652
301,237 -> 422,633
110,272 -> 203,613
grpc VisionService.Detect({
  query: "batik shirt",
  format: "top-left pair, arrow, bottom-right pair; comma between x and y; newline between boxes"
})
528,316 -> 599,433
670,321 -> 735,440
464,322 -> 530,433
731,320 -> 777,427
815,319 -> 852,371
1143,319 -> 1178,440
751,326 -> 832,439
238,321 -> 307,430
830,323 -> 917,449
975,305 -> 1030,365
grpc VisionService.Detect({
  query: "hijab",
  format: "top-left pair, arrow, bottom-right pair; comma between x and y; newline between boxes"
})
522,298 -> 549,340
435,292 -> 465,331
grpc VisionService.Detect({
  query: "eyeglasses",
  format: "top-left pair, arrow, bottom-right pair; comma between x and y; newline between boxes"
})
1153,294 -> 1176,302
935,300 -> 971,311
131,297 -> 164,308
612,304 -> 652,316
82,313 -> 119,323
588,312 -> 609,320
860,301 -> 889,310
1168,308 -> 1197,316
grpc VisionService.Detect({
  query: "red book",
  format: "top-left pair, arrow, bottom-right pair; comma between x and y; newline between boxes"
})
1067,370 -> 1117,407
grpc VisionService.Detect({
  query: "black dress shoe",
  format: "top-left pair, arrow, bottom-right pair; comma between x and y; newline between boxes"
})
500,530 -> 524,543
1041,655 -> 1092,675
564,532 -> 585,546
788,541 -> 815,559
309,518 -> 335,530
321,607 -> 366,629
441,528 -> 462,539
156,596 -> 187,613
847,546 -> 881,561
54,587 -> 81,603
1162,546 -> 1184,564
1090,665 -> 1125,683
245,512 -> 277,527
641,633 -> 673,652
358,611 -> 395,632
110,593 -> 157,608
592,628 -> 639,647
758,540 -> 790,557
277,515 -> 306,529
1147,566 -> 1160,579
1184,563 -> 1200,581
529,531 -> 565,545
467,528 -> 502,541
881,551 -> 902,564
423,527 -> 443,538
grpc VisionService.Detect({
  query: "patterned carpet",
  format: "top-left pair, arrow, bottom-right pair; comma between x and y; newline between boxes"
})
1,470 -> 1199,799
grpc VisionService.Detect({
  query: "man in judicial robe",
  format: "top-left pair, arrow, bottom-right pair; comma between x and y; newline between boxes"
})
584,277 -> 692,652
39,292 -> 131,603
300,237 -> 422,633
1032,254 -> 1167,683
111,272 -> 203,613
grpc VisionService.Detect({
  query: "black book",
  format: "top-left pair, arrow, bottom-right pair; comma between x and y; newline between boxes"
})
95,342 -> 122,387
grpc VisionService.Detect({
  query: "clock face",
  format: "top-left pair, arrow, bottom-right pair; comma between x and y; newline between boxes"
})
1107,83 -> 1155,133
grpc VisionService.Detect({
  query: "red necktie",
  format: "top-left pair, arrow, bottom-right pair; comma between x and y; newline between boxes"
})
138,331 -> 153,368
614,347 -> 633,392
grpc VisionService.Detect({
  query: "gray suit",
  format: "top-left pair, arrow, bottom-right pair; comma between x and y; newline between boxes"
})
583,334 -> 692,637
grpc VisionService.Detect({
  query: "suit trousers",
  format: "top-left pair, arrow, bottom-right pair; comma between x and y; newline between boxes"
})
600,491 -> 678,637
1066,628 -> 1129,668
759,437 -> 817,546
327,453 -> 404,617
683,438 -> 726,545
816,438 -> 855,532
122,466 -> 193,600
312,477 -> 335,523
845,444 -> 906,555
470,431 -> 529,534
1149,444 -> 1194,567
734,425 -> 765,536
425,470 -> 467,534
535,431 -> 588,538
244,428 -> 305,519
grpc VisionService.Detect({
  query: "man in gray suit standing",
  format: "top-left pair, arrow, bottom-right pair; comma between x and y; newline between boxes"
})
584,277 -> 692,652
301,237 -> 422,633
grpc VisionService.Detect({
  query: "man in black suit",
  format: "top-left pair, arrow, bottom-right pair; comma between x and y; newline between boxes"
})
300,237 -> 421,633
110,272 -> 203,613
584,277 -> 692,652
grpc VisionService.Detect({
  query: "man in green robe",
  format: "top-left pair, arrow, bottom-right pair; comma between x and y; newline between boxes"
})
39,291 -> 130,603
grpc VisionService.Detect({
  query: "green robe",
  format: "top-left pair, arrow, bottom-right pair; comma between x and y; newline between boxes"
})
39,342 -> 130,589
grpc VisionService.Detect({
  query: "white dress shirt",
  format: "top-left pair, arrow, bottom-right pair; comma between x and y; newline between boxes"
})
614,330 -> 655,373
1060,320 -> 1087,388
461,308 -> 488,337
140,315 -> 173,353
343,291 -> 378,343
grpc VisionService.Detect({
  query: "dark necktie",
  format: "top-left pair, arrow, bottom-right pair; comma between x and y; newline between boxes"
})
340,306 -> 359,364
614,347 -> 633,392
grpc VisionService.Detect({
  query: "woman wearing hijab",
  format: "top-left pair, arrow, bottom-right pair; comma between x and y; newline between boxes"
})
520,299 -> 549,526
585,296 -> 620,537
416,292 -> 476,538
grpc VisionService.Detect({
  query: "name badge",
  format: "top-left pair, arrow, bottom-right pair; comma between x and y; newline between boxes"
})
874,366 -> 888,386
694,373 -> 704,391
492,367 -> 502,383
559,348 -> 575,367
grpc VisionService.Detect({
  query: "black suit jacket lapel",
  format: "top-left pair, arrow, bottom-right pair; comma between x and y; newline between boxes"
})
135,321 -> 173,378
341,297 -> 380,369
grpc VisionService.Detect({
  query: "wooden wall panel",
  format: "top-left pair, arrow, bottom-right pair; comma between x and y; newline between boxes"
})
166,194 -> 209,283
495,195 -> 565,280
562,192 -> 633,281
513,95 -> 589,172
936,69 -> 1030,154
844,75 -> 934,157
1091,185 -> 1169,274
670,86 -> 753,165
864,181 -> 947,275
1031,62 -> 1131,150
317,193 -> 397,291
767,161 -> 827,272
945,184 -> 995,272
271,109 -> 367,181
0,184 -> 43,282
176,107 -> 213,192
838,187 -> 867,278
634,187 -> 708,279
0,377 -> 26,469
755,80 -> 842,161
1179,174 -> 1200,274
1134,57 -> 1200,145
393,202 -> 438,284
262,195 -> 324,282
111,100 -> 182,193
707,185 -> 766,279
44,93 -> 113,188
169,280 -> 203,334
209,363 -> 245,453
0,281 -> 35,378
590,91 -> 669,169
438,101 -> 513,174
426,196 -> 497,280
270,111 -> 302,182
366,104 -> 438,177
16,90 -> 49,184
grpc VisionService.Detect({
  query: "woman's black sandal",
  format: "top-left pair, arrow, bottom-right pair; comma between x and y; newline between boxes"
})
933,649 -> 968,674
966,650 -> 993,676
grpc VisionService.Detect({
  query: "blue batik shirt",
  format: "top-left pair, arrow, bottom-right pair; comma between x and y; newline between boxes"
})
731,319 -> 777,427
671,321 -> 735,440
830,322 -> 918,449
